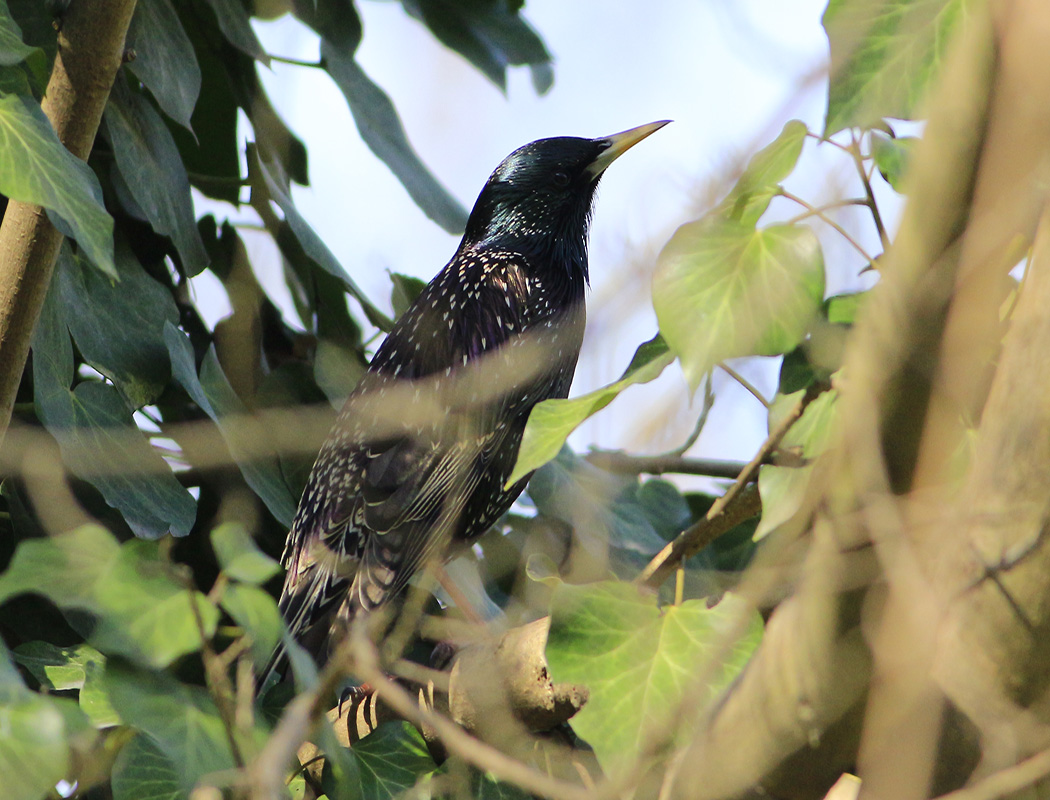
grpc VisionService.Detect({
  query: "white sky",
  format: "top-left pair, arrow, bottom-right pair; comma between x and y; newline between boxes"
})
193,0 -> 885,477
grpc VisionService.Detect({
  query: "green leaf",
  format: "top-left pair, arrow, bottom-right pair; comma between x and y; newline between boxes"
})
104,661 -> 265,791
220,582 -> 284,672
211,522 -> 280,585
717,120 -> 808,226
0,525 -> 219,668
0,0 -> 35,65
509,336 -> 673,484
354,722 -> 435,800
653,220 -> 825,389
322,42 -> 469,235
545,581 -> 762,773
871,132 -> 917,191
165,325 -> 298,527
32,297 -> 197,537
0,648 -> 70,800
127,0 -> 201,131
399,0 -> 552,93
825,290 -> 869,325
0,93 -> 116,276
755,388 -> 840,539
203,0 -> 269,64
111,733 -> 186,800
823,0 -> 972,135
55,241 -> 179,407
104,80 -> 208,275
390,271 -> 427,319
11,641 -> 119,727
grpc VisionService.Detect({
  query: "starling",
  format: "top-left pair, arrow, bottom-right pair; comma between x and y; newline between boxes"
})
273,121 -> 669,673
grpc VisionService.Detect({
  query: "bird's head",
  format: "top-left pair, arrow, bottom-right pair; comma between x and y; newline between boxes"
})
462,121 -> 670,284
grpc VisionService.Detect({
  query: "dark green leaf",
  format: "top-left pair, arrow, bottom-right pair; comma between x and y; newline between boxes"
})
717,120 -> 807,226
203,0 -> 268,63
400,0 -> 552,92
127,0 -> 201,131
755,388 -> 839,539
823,0 -> 970,135
0,525 -> 220,668
871,132 -> 917,191
252,150 -> 394,331
211,522 -> 280,585
354,722 -> 435,800
509,336 -> 672,484
545,581 -> 762,774
653,219 -> 826,389
220,582 -> 283,671
111,733 -> 186,800
390,271 -> 427,319
322,42 -> 468,235
104,80 -> 208,275
11,641 -> 119,727
55,241 -> 179,406
0,0 -> 35,65
292,0 -> 362,53
165,325 -> 298,526
0,62 -> 29,94
0,93 -> 115,276
104,661 -> 265,790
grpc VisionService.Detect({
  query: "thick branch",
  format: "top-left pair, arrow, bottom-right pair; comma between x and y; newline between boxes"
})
0,1 -> 137,440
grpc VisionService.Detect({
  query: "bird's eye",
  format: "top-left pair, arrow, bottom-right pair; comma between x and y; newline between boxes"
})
551,170 -> 571,188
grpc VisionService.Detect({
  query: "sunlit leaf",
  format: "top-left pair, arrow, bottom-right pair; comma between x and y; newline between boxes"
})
0,525 -> 219,668
755,388 -> 840,539
509,336 -> 672,484
220,583 -> 283,672
653,219 -> 825,389
0,93 -> 115,276
211,523 -> 280,585
354,722 -> 435,800
871,132 -> 917,191
12,641 -> 119,728
717,120 -> 807,226
127,0 -> 201,131
823,0 -> 972,134
545,582 -> 762,773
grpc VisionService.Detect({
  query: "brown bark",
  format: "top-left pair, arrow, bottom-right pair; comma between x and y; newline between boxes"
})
0,0 -> 138,440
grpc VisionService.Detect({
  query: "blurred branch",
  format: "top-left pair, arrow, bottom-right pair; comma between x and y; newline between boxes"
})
637,384 -> 819,589
585,452 -> 746,479
0,0 -> 138,442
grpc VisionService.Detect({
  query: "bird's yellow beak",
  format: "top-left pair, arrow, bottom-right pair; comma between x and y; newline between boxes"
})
586,120 -> 671,177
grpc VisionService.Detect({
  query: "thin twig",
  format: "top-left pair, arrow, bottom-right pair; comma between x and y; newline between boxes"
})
784,198 -> 869,225
934,747 -> 1050,800
637,384 -> 820,588
718,362 -> 771,409
849,132 -> 889,249
268,53 -> 325,68
585,452 -> 745,479
779,190 -> 879,271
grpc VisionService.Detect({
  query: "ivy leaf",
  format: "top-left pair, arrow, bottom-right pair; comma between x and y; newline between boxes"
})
165,325 -> 298,527
322,42 -> 469,235
0,0 -> 35,66
55,242 -> 179,407
103,79 -> 209,276
399,0 -> 553,93
717,120 -> 807,226
0,646 -> 71,800
0,526 -> 219,668
104,661 -> 266,791
545,581 -> 762,773
871,132 -> 917,191
12,641 -> 118,727
211,523 -> 280,585
354,722 -> 436,800
390,271 -> 427,319
508,335 -> 672,485
755,387 -> 840,539
110,733 -> 185,800
203,0 -> 269,64
126,0 -> 201,131
653,220 -> 825,389
0,93 -> 115,276
823,0 -> 971,135
220,583 -> 284,672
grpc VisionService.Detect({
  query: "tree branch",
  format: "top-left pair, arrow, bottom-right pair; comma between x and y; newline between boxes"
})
0,0 -> 138,441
